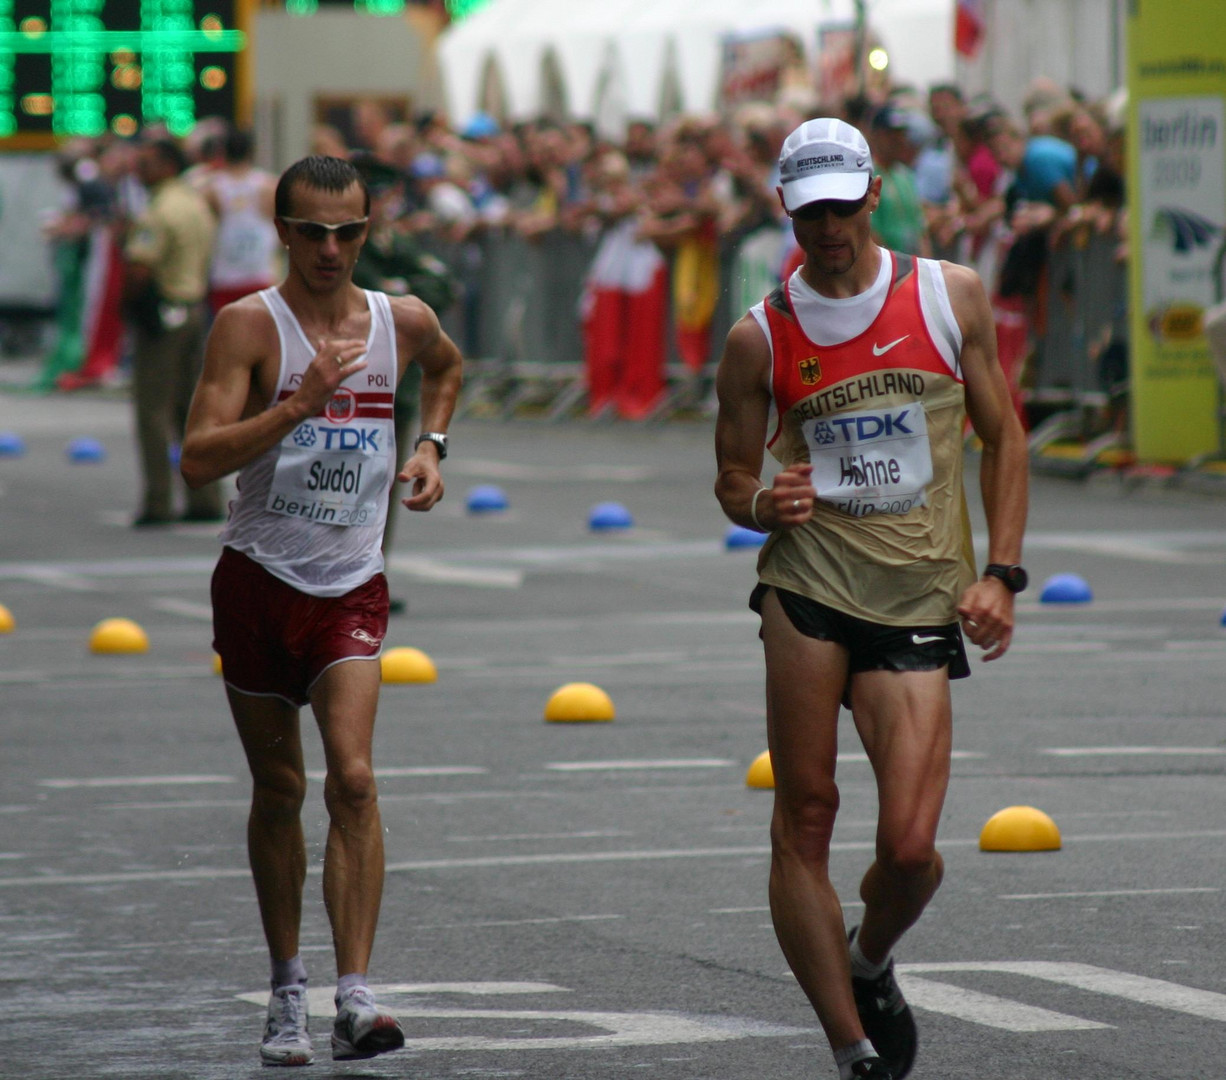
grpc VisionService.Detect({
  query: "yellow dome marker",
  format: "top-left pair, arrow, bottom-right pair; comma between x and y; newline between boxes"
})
212,652 -> 223,675
544,682 -> 615,722
0,603 -> 14,633
380,646 -> 438,684
89,617 -> 149,654
745,750 -> 774,789
979,805 -> 1062,852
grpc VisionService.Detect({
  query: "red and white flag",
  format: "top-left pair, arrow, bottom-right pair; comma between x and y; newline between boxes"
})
955,0 -> 986,58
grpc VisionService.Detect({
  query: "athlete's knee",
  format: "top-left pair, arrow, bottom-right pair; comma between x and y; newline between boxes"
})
771,780 -> 841,861
323,759 -> 378,815
250,767 -> 306,822
876,833 -> 943,882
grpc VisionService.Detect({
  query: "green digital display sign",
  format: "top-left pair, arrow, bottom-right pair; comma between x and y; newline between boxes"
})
0,0 -> 243,138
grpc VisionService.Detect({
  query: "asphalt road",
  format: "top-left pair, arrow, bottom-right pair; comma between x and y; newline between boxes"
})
2,384 -> 1225,1079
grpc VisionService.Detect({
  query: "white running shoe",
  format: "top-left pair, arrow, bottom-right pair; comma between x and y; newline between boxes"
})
331,987 -> 405,1060
260,985 -> 314,1067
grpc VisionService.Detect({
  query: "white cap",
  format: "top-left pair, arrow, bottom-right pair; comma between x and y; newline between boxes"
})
778,118 -> 873,211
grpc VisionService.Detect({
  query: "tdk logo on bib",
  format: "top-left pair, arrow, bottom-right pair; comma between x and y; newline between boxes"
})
803,404 -> 933,518
812,408 -> 916,444
293,424 -> 382,452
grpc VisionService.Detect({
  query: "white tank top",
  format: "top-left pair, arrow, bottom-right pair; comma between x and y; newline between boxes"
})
209,169 -> 279,288
220,288 -> 398,597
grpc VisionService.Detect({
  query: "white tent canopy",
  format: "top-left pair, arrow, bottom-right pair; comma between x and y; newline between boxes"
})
438,0 -> 954,131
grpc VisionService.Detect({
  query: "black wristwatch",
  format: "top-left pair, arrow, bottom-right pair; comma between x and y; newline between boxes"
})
413,432 -> 448,460
983,563 -> 1028,593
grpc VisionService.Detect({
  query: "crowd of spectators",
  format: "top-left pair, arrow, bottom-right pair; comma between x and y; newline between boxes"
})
30,73 -> 1130,425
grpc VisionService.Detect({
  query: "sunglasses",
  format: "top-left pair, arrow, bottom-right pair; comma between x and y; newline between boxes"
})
280,216 -> 369,242
790,193 -> 870,221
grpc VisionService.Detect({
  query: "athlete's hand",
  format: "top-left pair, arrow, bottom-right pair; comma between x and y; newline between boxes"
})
768,464 -> 816,530
957,578 -> 1015,661
296,338 -> 369,411
398,449 -> 444,512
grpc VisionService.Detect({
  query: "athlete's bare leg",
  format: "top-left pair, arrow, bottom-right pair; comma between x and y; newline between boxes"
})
760,589 -> 866,1051
309,657 -> 385,978
848,668 -> 952,965
228,688 -> 308,964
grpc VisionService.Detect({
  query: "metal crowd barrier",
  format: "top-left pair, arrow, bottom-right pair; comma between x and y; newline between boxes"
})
425,224 -> 789,421
426,222 -> 1134,436
1025,226 -> 1131,470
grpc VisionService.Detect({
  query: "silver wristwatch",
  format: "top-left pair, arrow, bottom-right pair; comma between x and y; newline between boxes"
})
413,431 -> 448,460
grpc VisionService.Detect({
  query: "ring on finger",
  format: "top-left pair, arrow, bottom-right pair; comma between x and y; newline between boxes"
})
335,355 -> 344,366
792,499 -> 801,510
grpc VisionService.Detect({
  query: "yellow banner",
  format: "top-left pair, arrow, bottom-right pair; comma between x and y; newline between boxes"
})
1126,0 -> 1226,462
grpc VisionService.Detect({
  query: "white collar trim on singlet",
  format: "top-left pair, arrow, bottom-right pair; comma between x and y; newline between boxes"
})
785,252 -> 892,347
748,253 -> 963,378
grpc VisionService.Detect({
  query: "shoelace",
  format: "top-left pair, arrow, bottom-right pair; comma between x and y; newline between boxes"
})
271,989 -> 306,1035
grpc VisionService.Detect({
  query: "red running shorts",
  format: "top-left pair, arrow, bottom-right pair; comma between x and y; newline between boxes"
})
211,546 -> 388,707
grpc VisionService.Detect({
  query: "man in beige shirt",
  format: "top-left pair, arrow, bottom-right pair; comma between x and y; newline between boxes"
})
124,136 -> 221,525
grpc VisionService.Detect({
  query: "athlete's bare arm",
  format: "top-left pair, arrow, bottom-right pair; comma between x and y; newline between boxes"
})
388,294 -> 463,511
944,260 -> 1029,660
714,314 -> 815,532
180,297 -> 368,488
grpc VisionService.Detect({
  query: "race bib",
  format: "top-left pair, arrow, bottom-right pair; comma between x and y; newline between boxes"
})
266,412 -> 391,528
803,403 -> 932,517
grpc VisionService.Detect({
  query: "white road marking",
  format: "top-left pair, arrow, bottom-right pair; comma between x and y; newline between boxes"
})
1008,641 -> 1110,653
545,759 -> 735,772
1001,887 -> 1218,901
1017,596 -> 1225,614
1,537 -> 1223,591
235,982 -> 807,1049
1042,746 -> 1226,757
546,650 -> 695,668
898,974 -> 1109,1032
148,597 -> 213,620
387,555 -> 524,588
236,983 -> 569,1015
11,830 -> 1226,889
448,830 -> 632,843
305,765 -> 488,781
451,459 -> 654,482
0,556 -> 215,580
417,915 -> 624,930
39,774 -> 236,789
904,961 -> 1226,1025
991,528 -> 1226,552
0,666 -> 214,686
376,1009 -> 804,1050
836,750 -> 985,763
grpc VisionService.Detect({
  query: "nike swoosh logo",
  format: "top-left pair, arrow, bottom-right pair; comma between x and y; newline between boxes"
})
856,156 -> 867,168
911,633 -> 945,645
873,336 -> 910,356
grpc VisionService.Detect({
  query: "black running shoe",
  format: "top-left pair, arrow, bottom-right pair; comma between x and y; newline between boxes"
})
849,926 -> 918,1080
850,1058 -> 896,1079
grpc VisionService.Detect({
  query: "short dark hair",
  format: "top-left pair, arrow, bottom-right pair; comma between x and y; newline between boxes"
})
146,136 -> 188,175
275,155 -> 369,218
929,83 -> 963,102
224,128 -> 253,164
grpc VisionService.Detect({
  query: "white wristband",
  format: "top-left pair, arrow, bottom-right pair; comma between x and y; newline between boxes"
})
749,486 -> 770,532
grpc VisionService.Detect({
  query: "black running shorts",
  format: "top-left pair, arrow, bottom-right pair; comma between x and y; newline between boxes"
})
750,583 -> 970,681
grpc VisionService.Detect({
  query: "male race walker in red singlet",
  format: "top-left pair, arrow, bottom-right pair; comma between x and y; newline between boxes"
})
181,155 -> 463,1067
714,117 -> 1029,1080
